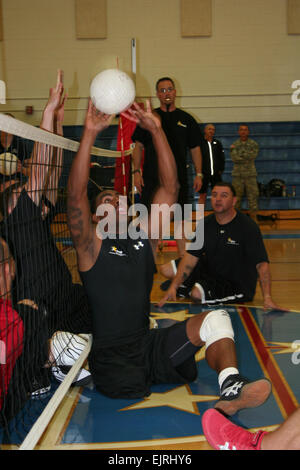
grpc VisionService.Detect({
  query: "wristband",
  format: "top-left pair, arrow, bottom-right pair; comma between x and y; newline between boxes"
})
132,169 -> 141,175
196,173 -> 203,178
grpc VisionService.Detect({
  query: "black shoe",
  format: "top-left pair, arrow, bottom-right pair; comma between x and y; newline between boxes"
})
52,365 -> 92,387
177,285 -> 190,298
160,280 -> 171,291
215,374 -> 272,416
160,280 -> 190,298
30,373 -> 51,397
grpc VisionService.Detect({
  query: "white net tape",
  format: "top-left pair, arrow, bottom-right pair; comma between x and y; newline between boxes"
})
0,113 -> 131,158
19,334 -> 92,450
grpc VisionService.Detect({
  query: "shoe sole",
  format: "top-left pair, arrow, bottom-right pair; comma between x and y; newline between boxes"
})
31,385 -> 51,397
72,375 -> 92,387
52,366 -> 92,387
215,378 -> 272,416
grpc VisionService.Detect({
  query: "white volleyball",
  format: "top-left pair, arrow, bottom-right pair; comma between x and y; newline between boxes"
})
90,69 -> 135,115
0,152 -> 18,175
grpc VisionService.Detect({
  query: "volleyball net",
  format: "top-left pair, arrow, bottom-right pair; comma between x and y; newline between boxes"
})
0,112 -> 133,449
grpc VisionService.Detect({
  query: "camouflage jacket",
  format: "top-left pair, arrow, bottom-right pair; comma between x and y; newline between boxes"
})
230,138 -> 259,176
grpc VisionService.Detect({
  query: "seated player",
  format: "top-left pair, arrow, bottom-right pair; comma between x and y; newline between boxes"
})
0,237 -> 24,412
66,98 -> 271,416
0,234 -> 91,423
0,70 -> 92,342
0,236 -> 49,420
159,182 -> 284,311
0,71 -> 92,396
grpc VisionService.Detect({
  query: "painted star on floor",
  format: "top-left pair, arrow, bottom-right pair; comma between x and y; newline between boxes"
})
150,308 -> 192,322
267,341 -> 300,355
119,384 -> 218,415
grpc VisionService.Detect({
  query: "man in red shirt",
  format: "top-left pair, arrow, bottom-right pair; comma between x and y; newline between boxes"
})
0,237 -> 24,409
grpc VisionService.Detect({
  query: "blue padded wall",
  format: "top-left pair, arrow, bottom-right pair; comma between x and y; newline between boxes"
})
63,121 -> 300,211
189,121 -> 300,210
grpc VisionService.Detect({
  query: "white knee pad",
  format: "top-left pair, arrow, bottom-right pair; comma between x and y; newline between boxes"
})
199,309 -> 234,349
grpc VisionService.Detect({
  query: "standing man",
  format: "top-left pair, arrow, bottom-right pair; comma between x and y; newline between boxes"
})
198,123 -> 225,206
131,77 -> 203,257
230,124 -> 259,219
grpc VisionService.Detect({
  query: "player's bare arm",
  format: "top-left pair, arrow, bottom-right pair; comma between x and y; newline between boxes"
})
158,252 -> 198,306
67,100 -> 114,270
123,101 -> 179,254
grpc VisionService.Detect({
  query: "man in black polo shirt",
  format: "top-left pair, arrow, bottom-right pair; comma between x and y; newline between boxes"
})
159,182 -> 283,310
131,77 -> 203,257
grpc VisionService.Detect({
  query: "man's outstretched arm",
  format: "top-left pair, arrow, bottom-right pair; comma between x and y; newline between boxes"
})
123,101 -> 179,251
67,100 -> 114,269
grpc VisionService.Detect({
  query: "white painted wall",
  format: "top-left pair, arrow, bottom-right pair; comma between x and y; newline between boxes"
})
0,0 -> 299,125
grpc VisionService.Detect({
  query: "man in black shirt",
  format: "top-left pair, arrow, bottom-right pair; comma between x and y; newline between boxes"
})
0,236 -> 49,419
67,100 -> 271,416
1,71 -> 91,337
131,77 -> 203,257
159,182 -> 283,310
198,123 -> 225,206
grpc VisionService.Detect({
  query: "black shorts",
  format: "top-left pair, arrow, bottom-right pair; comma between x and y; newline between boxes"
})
173,257 -> 248,305
88,321 -> 200,399
198,174 -> 222,194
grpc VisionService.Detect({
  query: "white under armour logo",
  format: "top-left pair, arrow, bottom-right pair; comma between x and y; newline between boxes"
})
133,241 -> 144,250
219,442 -> 237,450
222,381 -> 243,397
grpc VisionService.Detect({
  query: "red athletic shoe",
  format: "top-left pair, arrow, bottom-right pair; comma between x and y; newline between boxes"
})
202,409 -> 268,450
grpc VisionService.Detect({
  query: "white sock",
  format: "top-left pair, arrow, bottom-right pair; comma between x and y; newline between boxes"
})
218,367 -> 239,390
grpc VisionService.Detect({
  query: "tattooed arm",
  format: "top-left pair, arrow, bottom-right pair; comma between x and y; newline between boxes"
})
67,100 -> 114,271
158,252 -> 199,307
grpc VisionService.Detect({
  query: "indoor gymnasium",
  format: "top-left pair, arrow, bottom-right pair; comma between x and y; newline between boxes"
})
0,0 -> 300,453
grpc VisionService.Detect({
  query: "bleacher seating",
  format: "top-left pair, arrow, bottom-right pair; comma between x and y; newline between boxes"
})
64,121 -> 300,211
189,121 -> 300,211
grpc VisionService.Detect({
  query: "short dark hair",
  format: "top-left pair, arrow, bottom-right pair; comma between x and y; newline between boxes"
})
90,191 -> 109,215
155,77 -> 175,91
212,181 -> 236,197
90,190 -> 128,215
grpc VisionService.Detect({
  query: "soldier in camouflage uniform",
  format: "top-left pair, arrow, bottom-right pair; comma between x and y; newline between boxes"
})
230,124 -> 259,218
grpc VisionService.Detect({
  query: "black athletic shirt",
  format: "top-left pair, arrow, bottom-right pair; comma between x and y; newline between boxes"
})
4,189 -> 72,304
79,236 -> 156,348
188,211 -> 269,300
132,108 -> 201,205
